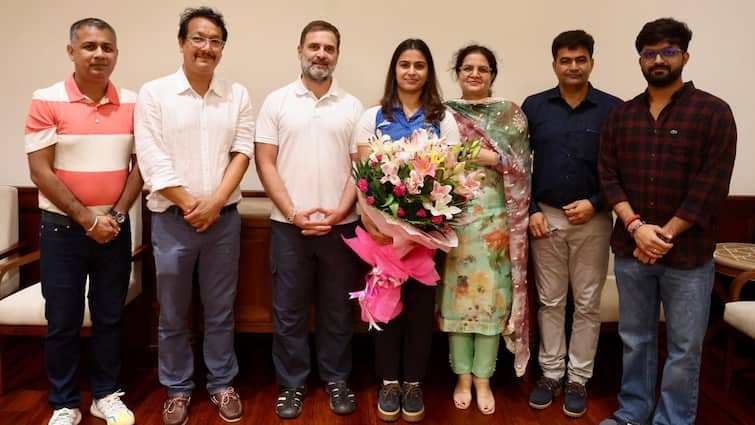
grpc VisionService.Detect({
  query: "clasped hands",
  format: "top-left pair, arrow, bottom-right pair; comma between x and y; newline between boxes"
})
183,197 -> 224,233
86,214 -> 120,244
291,207 -> 346,237
632,223 -> 673,264
529,199 -> 596,238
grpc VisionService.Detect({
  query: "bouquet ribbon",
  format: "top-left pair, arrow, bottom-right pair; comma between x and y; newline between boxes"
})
342,226 -> 439,330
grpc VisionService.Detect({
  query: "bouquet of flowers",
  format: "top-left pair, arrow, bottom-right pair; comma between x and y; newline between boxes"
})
343,129 -> 483,330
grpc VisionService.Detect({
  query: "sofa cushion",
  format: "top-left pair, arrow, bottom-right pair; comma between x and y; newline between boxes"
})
0,196 -> 142,326
724,301 -> 755,339
0,271 -> 141,326
0,186 -> 19,299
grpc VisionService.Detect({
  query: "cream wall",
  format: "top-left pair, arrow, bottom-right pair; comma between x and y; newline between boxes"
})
1,0 -> 752,194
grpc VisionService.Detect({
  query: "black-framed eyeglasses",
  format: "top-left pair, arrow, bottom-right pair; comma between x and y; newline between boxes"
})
188,35 -> 225,49
639,47 -> 683,61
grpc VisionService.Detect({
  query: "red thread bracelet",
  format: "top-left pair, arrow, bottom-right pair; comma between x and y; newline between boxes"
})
624,214 -> 641,229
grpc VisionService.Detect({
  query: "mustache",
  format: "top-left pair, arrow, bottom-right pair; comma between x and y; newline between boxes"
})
650,65 -> 670,72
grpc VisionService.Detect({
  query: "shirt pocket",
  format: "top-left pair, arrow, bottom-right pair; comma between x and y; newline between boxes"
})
663,128 -> 695,171
573,128 -> 601,164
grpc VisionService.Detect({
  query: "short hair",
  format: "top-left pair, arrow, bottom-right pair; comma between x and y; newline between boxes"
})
551,30 -> 594,60
178,7 -> 228,42
299,20 -> 341,51
451,44 -> 499,88
380,38 -> 445,126
635,18 -> 692,53
69,18 -> 117,44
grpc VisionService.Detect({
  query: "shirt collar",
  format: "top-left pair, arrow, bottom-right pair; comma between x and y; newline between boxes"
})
64,73 -> 120,105
639,81 -> 695,105
547,83 -> 597,106
173,68 -> 226,98
294,75 -> 340,99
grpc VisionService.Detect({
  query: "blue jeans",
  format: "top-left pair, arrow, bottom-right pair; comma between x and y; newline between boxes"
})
612,256 -> 714,425
40,216 -> 131,409
153,208 -> 240,396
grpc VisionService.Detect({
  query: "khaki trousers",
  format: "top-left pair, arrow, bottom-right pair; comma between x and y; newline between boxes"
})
531,203 -> 612,384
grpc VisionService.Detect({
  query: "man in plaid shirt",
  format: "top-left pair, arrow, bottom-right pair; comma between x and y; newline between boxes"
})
598,18 -> 736,425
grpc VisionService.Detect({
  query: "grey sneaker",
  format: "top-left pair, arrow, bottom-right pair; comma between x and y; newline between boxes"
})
401,382 -> 425,423
528,376 -> 562,409
377,382 -> 401,422
563,381 -> 587,417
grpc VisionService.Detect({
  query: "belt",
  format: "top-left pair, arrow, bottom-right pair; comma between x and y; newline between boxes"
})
163,203 -> 238,217
41,210 -> 79,227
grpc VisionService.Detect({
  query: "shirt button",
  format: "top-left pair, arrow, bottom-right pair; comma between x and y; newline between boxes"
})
651,153 -> 656,159
653,129 -> 658,135
650,201 -> 655,207
650,176 -> 655,182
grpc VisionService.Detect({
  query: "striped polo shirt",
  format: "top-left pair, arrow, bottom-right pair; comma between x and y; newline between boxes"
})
24,74 -> 136,216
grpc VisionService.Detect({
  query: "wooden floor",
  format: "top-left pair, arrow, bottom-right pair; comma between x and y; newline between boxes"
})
0,333 -> 752,425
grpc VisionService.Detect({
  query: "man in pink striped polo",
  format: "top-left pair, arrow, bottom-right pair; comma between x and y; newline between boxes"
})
24,17 -> 143,425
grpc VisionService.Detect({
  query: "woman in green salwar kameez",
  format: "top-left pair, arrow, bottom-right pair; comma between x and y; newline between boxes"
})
439,45 -> 532,415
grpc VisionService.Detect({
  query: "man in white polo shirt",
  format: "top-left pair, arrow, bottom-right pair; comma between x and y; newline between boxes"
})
255,19 -> 363,420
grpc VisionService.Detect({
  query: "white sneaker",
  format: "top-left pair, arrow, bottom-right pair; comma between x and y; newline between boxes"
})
48,408 -> 82,425
90,391 -> 135,425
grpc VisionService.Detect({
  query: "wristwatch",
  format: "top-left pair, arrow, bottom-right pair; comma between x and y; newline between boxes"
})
109,208 -> 127,225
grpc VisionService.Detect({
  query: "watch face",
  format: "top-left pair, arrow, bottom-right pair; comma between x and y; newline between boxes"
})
111,210 -> 126,224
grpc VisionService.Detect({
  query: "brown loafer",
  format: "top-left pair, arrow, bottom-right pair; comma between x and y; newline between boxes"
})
211,387 -> 243,422
162,395 -> 190,425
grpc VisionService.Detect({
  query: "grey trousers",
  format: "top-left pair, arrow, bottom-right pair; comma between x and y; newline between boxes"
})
153,208 -> 240,396
531,203 -> 612,384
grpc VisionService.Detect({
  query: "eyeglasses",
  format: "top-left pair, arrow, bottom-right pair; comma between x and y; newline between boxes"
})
187,35 -> 225,49
639,47 -> 683,61
460,65 -> 492,75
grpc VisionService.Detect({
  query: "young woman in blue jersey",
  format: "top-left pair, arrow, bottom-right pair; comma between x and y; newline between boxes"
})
354,38 -> 460,423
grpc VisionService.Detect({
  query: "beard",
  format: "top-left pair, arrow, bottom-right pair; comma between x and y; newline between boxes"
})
642,63 -> 683,87
301,58 -> 334,82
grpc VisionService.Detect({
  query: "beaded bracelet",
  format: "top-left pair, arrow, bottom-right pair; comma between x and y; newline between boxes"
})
628,220 -> 645,238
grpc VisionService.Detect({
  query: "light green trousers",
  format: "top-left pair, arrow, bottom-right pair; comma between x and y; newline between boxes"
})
448,332 -> 500,378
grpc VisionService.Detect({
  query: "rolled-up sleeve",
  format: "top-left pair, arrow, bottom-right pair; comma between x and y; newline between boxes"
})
598,109 -> 628,209
231,84 -> 255,159
134,85 -> 184,192
674,102 -> 737,228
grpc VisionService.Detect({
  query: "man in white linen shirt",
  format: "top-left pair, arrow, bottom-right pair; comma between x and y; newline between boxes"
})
255,20 -> 363,420
134,7 -> 254,425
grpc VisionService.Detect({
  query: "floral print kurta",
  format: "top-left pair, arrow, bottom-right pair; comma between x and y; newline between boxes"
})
439,98 -> 532,377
